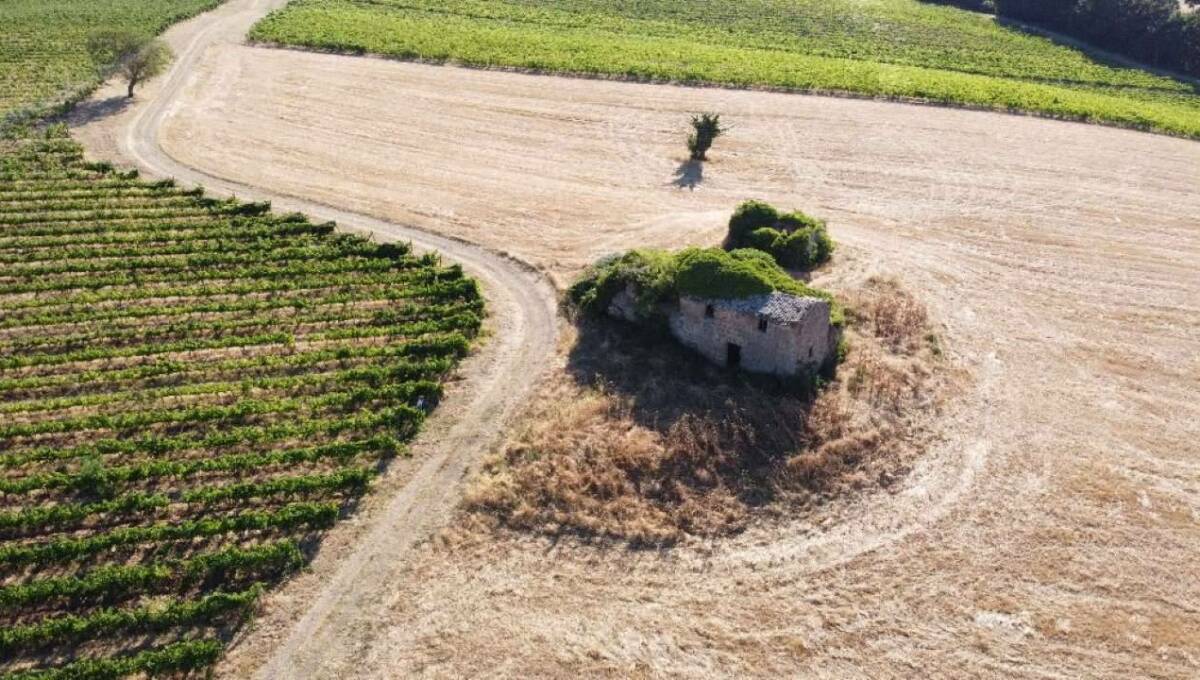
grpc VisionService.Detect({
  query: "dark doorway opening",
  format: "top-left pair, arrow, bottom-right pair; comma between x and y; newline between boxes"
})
726,343 -> 742,368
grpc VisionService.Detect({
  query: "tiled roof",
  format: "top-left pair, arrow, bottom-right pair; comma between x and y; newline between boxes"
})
691,292 -> 825,325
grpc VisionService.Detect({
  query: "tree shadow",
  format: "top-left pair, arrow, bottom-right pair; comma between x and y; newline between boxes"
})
671,159 -> 704,190
67,95 -> 132,127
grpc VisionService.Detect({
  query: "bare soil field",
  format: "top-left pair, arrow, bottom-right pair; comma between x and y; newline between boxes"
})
69,4 -> 1200,677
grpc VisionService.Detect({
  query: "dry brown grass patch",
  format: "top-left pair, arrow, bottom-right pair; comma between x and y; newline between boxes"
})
463,277 -> 947,545
844,276 -> 932,354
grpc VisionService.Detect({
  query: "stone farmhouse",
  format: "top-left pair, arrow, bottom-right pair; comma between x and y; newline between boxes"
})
669,293 -> 839,378
609,286 -> 839,378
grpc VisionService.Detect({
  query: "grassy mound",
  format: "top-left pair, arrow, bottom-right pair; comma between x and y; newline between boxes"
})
250,0 -> 1200,138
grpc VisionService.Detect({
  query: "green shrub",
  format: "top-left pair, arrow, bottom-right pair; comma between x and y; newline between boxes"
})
746,227 -> 776,252
725,201 -> 833,270
727,200 -> 780,246
566,249 -> 679,316
686,112 -> 727,161
812,226 -> 834,263
775,229 -> 814,269
777,211 -> 823,232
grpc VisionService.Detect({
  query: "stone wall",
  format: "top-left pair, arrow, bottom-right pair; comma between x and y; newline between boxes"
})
793,301 -> 841,375
669,297 -> 836,377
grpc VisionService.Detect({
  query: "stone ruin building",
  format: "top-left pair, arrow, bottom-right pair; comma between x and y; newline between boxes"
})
610,287 -> 839,378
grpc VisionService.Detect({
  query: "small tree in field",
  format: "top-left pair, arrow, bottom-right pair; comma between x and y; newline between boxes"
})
87,30 -> 173,98
687,112 -> 727,161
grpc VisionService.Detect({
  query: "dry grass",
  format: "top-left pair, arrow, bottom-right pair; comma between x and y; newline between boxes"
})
463,277 -> 946,545
843,276 -> 932,354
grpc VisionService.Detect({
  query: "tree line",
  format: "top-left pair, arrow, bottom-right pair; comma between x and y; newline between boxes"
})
933,0 -> 1200,79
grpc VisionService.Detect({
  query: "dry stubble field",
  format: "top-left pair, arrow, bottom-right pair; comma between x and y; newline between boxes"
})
71,30 -> 1200,679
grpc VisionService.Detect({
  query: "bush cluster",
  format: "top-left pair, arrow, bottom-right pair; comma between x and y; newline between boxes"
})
725,200 -> 834,271
566,249 -> 678,318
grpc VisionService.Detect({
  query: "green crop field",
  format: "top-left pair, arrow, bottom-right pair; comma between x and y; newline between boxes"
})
0,125 -> 482,678
0,0 -> 225,122
250,0 -> 1200,138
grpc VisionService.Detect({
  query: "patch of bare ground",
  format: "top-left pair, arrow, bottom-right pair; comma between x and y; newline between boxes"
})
461,276 -> 948,545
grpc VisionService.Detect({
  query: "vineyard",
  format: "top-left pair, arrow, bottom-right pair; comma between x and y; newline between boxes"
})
250,0 -> 1200,138
0,125 -> 483,678
0,0 -> 225,123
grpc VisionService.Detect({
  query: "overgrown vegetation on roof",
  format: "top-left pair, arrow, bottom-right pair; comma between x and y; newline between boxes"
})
566,246 -> 842,325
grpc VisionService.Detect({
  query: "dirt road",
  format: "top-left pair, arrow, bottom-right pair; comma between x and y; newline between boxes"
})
71,0 -> 1200,676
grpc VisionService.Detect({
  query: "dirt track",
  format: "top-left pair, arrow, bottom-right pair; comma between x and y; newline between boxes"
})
71,0 -> 1200,676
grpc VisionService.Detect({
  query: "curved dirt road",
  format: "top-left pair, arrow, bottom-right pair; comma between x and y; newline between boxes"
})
72,1 -> 558,678
70,1 -> 1200,677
